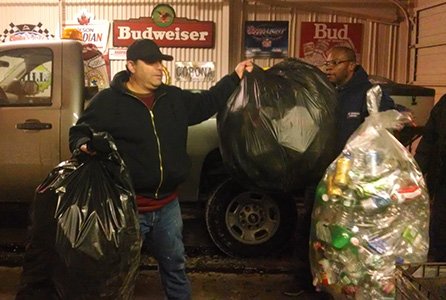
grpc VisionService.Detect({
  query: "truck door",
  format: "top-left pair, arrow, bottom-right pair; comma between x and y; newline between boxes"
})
0,45 -> 62,203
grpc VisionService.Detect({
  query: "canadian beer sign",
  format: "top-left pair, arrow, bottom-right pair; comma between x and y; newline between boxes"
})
113,4 -> 214,48
63,10 -> 110,53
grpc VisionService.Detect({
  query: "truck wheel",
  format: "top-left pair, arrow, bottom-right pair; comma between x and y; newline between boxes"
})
205,179 -> 297,257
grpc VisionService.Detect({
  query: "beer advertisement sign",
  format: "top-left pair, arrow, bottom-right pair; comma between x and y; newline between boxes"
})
244,21 -> 289,58
63,9 -> 110,53
299,22 -> 363,66
175,62 -> 215,82
113,4 -> 214,48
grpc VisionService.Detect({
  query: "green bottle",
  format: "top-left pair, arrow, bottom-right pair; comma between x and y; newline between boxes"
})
315,181 -> 329,204
330,224 -> 352,250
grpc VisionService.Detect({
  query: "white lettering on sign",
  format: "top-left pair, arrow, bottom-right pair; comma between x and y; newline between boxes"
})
313,24 -> 348,39
117,26 -> 209,41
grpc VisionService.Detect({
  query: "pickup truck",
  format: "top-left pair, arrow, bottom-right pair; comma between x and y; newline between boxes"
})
0,39 -> 297,258
0,39 -> 435,258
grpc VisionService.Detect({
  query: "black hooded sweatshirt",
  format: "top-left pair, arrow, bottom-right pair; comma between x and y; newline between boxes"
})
69,70 -> 240,199
415,94 -> 446,194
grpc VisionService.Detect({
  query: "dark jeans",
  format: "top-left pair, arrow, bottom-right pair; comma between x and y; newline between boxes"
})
139,199 -> 191,300
292,185 -> 316,290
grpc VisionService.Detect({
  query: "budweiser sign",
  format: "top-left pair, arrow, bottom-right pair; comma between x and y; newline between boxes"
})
113,17 -> 214,48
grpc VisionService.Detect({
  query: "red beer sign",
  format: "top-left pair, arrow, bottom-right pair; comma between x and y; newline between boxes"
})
299,22 -> 363,66
113,17 -> 214,48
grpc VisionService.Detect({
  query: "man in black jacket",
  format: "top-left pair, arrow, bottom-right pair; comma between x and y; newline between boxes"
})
415,95 -> 446,262
285,46 -> 396,297
324,46 -> 396,154
69,39 -> 253,300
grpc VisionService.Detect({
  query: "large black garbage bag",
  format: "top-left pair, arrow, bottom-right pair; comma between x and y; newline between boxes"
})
36,132 -> 141,299
218,58 -> 338,191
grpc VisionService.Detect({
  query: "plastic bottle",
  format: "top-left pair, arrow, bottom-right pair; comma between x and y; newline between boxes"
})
317,258 -> 336,286
330,225 -> 353,250
341,188 -> 357,208
315,180 -> 329,204
360,194 -> 392,214
358,245 -> 385,270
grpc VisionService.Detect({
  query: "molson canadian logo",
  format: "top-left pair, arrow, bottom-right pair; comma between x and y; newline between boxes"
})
63,9 -> 110,53
113,4 -> 214,48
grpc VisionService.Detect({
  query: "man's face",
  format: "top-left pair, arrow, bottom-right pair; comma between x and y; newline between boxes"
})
127,59 -> 164,92
323,50 -> 355,86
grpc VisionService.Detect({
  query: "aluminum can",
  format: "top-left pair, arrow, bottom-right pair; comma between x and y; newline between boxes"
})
365,149 -> 382,177
334,155 -> 352,187
327,173 -> 343,197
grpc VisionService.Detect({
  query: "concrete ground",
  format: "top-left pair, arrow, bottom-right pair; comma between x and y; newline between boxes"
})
0,252 -> 331,299
0,204 -> 334,299
1,266 -> 322,300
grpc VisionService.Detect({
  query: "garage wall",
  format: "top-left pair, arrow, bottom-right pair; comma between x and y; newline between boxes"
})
1,0 -> 409,89
413,0 -> 446,102
229,1 -> 409,83
0,0 -> 231,90
0,1 -> 60,39
61,0 -> 230,90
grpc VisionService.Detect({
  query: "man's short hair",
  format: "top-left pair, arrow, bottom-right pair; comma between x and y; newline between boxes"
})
328,46 -> 356,63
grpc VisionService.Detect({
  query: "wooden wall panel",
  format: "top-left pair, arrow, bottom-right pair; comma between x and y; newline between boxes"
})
413,1 -> 446,102
417,4 -> 446,47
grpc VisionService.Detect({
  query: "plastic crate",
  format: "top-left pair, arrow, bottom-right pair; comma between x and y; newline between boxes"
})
395,263 -> 446,299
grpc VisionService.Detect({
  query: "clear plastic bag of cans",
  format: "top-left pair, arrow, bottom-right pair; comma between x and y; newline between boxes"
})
309,86 -> 430,299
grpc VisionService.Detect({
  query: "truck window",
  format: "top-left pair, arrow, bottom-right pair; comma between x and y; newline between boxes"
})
0,47 -> 52,106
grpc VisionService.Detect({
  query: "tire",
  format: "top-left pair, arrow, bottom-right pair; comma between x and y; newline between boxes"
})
205,179 -> 297,257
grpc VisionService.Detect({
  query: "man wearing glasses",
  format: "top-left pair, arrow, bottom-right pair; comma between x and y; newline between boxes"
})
282,46 -> 396,297
323,46 -> 395,154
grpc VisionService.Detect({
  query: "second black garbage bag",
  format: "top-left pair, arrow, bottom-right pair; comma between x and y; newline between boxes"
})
218,58 -> 338,192
35,132 -> 141,299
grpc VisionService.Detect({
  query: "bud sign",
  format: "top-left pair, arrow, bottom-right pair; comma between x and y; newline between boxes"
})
299,22 -> 363,67
313,24 -> 349,40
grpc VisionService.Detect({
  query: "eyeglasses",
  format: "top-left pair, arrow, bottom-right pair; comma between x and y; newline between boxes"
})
322,59 -> 352,67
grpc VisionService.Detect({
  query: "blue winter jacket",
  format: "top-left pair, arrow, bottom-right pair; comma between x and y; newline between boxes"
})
335,65 -> 395,153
